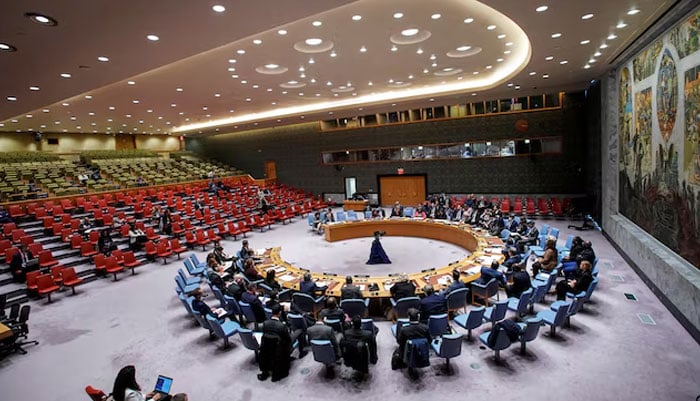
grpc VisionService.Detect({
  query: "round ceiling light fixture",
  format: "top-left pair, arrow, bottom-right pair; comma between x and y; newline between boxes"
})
0,43 -> 17,52
212,5 -> 225,13
390,29 -> 431,45
25,12 -> 58,26
446,46 -> 482,58
294,38 -> 334,53
279,81 -> 306,89
255,64 -> 288,75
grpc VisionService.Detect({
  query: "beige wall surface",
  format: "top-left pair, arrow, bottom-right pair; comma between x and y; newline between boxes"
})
0,132 -> 180,153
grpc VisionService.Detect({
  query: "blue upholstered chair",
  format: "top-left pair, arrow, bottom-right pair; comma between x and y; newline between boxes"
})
537,300 -> 570,336
175,275 -> 199,295
568,278 -> 599,308
335,211 -> 347,221
390,296 -> 421,320
291,292 -> 325,316
507,288 -> 533,318
403,338 -> 431,377
238,328 -> 261,361
479,327 -> 512,362
517,317 -> 543,354
453,306 -> 485,340
553,292 -> 587,327
557,234 -> 574,253
206,315 -> 240,348
340,298 -> 369,318
391,318 -> 409,339
427,313 -> 451,338
430,333 -> 463,374
184,257 -> 205,276
188,253 -> 208,270
483,299 -> 509,328
470,278 -> 500,306
445,287 -> 469,315
310,339 -> 338,377
528,282 -> 549,314
346,211 -> 358,220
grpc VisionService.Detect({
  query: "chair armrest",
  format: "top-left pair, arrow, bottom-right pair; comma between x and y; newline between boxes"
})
313,295 -> 326,304
390,298 -> 397,307
471,281 -> 488,290
363,298 -> 370,307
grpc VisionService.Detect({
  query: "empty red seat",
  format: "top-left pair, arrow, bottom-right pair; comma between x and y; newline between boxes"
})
50,265 -> 64,286
195,230 -> 210,251
26,270 -> 41,294
81,242 -> 98,258
144,241 -> 158,260
156,241 -> 173,264
104,256 -> 124,281
36,274 -> 60,302
122,251 -> 141,274
38,250 -> 60,269
61,267 -> 84,294
170,239 -> 187,259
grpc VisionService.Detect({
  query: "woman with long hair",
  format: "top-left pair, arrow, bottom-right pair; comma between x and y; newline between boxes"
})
112,365 -> 161,401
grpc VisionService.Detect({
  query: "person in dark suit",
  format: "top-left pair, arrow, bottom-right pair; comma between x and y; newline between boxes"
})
418,284 -> 447,322
502,247 -> 523,270
299,273 -> 327,296
506,263 -> 532,298
307,316 -> 342,359
556,260 -> 594,300
396,308 -> 431,358
480,261 -> 506,286
241,283 -> 267,325
240,240 -> 254,261
225,274 -> 246,301
440,269 -> 465,296
343,315 -> 378,367
258,305 -> 293,382
10,244 -> 34,282
389,201 -> 404,217
340,275 -> 363,300
516,220 -> 539,253
390,273 -> 416,300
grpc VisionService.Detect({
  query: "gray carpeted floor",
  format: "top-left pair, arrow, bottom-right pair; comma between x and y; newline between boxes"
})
1,212 -> 699,401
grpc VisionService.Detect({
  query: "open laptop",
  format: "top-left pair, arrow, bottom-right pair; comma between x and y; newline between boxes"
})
153,375 -> 173,396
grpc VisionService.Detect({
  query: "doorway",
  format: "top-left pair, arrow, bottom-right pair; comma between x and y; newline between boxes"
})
344,177 -> 357,199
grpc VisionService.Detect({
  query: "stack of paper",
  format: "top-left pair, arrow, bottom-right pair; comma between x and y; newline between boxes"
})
279,274 -> 296,282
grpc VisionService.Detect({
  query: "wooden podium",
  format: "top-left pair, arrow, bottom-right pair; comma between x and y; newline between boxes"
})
343,200 -> 368,211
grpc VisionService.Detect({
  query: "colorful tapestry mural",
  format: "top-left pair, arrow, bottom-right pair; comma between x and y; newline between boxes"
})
619,8 -> 700,268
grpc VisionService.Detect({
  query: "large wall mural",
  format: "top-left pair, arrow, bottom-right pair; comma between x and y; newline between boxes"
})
619,8 -> 700,268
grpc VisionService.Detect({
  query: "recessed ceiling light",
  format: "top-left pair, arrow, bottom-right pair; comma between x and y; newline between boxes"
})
60,73 -> 71,78
277,29 -> 287,35
416,48 -> 424,54
330,51 -> 337,57
536,5 -> 548,12
42,109 -> 49,113
589,58 -> 596,63
109,106 -> 115,110
0,43 -> 17,52
305,38 -> 322,46
581,13 -> 594,20
89,112 -> 95,116
85,95 -> 92,99
368,81 -> 373,86
171,103 -> 176,107
252,84 -> 260,88
507,83 -> 513,87
308,58 -> 315,64
391,45 -> 398,52
487,25 -> 497,30
253,39 -> 262,45
580,39 -> 590,45
504,50 -> 511,54
29,86 -> 40,91
214,93 -> 221,97
127,80 -> 135,85
97,56 -> 109,62
496,58 -> 504,62
228,67 -> 235,72
551,33 -> 562,38
241,80 -> 247,84
485,65 -> 492,69
401,28 -> 419,36
245,98 -> 252,102
146,34 -> 160,41
608,34 -> 617,40
430,54 -> 436,60
212,5 -> 225,12
393,12 -> 404,19
228,59 -> 237,64
62,103 -> 69,106
497,34 -> 506,39
464,17 -> 474,23
431,13 -> 441,20
352,15 -> 362,21
432,62 -> 438,67
627,8 -> 640,15
600,43 -> 608,49
505,42 -> 513,47
25,12 -> 57,26
6,96 -> 17,101
559,60 -> 568,64
312,20 -> 322,27
457,45 -> 471,51
583,64 -> 591,69
542,74 -> 550,79
594,51 -> 602,57
617,22 -> 627,29
545,56 -> 554,61
237,49 -> 246,54
529,71 -> 536,75
176,87 -> 183,92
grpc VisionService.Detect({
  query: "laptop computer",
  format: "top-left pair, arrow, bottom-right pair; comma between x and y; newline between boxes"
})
153,375 -> 173,396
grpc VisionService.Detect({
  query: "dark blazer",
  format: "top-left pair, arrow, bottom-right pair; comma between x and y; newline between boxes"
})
442,280 -> 465,295
307,323 -> 340,356
300,280 -> 326,296
341,284 -> 363,300
192,298 -> 217,319
397,322 -> 431,357
259,318 -> 292,380
242,291 -> 267,323
572,270 -> 594,294
419,294 -> 447,321
503,254 -> 523,269
225,281 -> 245,301
479,266 -> 506,286
390,280 -> 416,300
344,327 -> 378,365
507,271 -> 532,298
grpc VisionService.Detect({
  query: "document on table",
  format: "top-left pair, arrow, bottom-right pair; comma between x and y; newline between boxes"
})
279,274 -> 296,282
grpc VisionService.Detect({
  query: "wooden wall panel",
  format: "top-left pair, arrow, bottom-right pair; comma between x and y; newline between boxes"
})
379,175 -> 425,207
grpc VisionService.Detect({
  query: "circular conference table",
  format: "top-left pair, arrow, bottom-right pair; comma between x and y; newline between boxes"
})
254,218 -> 505,300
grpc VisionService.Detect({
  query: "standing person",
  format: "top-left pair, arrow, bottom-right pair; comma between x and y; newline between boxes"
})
257,305 -> 293,382
366,231 -> 391,264
112,365 -> 162,401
